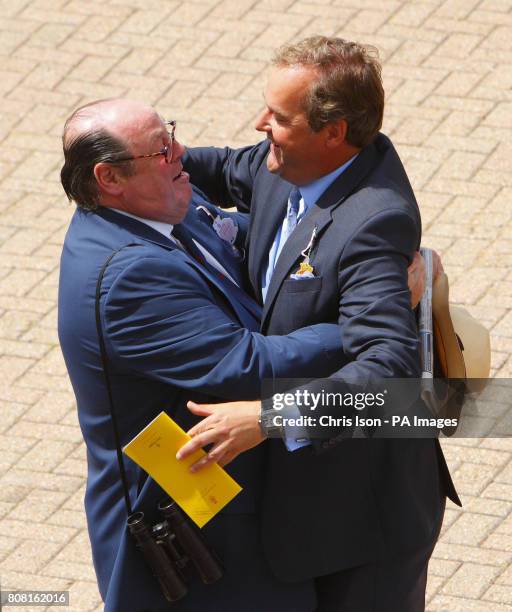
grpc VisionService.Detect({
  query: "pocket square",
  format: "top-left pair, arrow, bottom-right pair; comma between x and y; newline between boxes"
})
290,272 -> 315,280
290,261 -> 315,280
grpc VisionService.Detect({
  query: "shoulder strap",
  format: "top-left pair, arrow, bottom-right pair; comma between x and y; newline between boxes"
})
94,246 -> 136,517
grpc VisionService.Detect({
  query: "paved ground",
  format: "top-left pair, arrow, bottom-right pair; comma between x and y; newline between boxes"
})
0,0 -> 511,610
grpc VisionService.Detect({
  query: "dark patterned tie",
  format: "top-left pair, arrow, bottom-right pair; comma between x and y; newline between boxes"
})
171,224 -> 208,265
172,223 -> 262,322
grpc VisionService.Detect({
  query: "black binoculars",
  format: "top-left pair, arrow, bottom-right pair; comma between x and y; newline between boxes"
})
127,498 -> 223,603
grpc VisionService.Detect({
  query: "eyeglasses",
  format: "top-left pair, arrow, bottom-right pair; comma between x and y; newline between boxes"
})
115,120 -> 177,164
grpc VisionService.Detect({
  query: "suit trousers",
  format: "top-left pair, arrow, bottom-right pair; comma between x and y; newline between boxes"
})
314,498 -> 446,612
147,513 -> 316,612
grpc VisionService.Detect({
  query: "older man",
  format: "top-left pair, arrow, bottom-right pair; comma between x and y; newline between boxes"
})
181,36 -> 460,611
58,98 -> 363,612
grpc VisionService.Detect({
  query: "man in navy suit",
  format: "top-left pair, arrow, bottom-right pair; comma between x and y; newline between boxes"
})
58,98 -> 359,612
180,36 -> 460,611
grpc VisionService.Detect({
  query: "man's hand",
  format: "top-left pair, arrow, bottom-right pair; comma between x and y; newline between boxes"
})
407,250 -> 444,308
407,251 -> 425,309
176,400 -> 264,472
431,249 -> 444,280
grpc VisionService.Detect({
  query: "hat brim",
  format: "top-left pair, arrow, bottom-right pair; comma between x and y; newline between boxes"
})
432,273 -> 466,380
432,273 -> 490,391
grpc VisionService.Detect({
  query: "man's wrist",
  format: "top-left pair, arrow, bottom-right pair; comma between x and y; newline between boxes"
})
258,408 -> 283,439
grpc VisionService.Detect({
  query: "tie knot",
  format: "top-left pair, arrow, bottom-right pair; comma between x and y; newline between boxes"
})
289,187 -> 301,214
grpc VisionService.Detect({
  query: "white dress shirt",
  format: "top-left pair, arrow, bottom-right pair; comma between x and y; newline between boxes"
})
111,208 -> 238,286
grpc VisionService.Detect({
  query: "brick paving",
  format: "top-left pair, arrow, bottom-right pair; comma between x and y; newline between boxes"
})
0,0 -> 511,610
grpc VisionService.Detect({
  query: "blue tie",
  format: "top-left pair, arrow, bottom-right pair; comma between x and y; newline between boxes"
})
261,187 -> 304,300
285,187 -> 302,242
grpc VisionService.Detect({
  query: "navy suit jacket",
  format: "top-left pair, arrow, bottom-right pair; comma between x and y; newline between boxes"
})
184,135 -> 461,581
58,189 -> 344,611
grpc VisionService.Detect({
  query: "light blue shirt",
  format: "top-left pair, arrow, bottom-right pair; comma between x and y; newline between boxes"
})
260,156 -> 358,450
261,155 -> 358,302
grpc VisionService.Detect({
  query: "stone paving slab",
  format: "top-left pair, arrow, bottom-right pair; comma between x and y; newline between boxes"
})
0,0 -> 511,610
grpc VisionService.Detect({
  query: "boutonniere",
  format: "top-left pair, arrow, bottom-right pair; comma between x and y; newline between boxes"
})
290,226 -> 318,280
197,206 -> 238,245
196,205 -> 243,259
212,215 -> 238,245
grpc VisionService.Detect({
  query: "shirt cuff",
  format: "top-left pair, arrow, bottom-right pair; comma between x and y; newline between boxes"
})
282,404 -> 311,451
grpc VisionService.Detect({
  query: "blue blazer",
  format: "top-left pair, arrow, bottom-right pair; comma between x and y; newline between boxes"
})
184,136 -> 461,582
58,189 -> 344,611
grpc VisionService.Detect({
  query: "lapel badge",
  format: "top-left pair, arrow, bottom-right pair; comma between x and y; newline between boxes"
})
213,215 -> 238,245
213,215 -> 243,259
197,205 -> 243,258
291,226 -> 318,279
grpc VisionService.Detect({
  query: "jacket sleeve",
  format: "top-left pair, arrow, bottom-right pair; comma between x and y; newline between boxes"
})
336,207 -> 421,381
101,251 -> 342,401
183,142 -> 269,212
294,207 -> 422,449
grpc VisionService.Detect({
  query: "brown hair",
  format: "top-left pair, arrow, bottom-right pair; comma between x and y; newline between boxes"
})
272,36 -> 384,147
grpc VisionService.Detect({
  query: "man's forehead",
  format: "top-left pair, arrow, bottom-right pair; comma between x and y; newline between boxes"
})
66,100 -> 163,144
263,66 -> 315,113
108,105 -> 162,139
268,64 -> 317,89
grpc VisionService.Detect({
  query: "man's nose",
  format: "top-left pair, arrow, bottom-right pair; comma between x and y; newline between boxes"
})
173,139 -> 186,162
255,109 -> 270,132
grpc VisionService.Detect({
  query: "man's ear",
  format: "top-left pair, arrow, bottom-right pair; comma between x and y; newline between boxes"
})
93,162 -> 126,197
324,119 -> 348,149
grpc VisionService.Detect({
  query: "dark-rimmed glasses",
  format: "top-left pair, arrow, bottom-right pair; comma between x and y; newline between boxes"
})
115,120 -> 176,164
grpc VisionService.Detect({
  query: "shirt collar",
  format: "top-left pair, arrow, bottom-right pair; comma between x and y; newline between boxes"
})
109,208 -> 174,239
299,154 -> 359,212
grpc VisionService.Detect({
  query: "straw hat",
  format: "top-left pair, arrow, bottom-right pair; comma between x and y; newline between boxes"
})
432,272 -> 490,391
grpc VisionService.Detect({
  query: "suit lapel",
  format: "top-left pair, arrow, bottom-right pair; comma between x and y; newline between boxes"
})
260,206 -> 332,327
173,230 -> 261,330
173,221 -> 262,325
183,205 -> 244,287
99,207 -> 260,330
247,176 -> 292,300
99,207 -> 178,251
260,141 -> 380,329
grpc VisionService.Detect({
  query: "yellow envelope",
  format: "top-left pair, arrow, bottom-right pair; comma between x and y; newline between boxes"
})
123,411 -> 242,527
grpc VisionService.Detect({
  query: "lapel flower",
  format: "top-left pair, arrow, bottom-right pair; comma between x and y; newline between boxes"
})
213,215 -> 238,245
